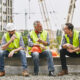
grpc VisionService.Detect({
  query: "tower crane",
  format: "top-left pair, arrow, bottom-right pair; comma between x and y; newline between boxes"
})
66,0 -> 76,23
38,0 -> 52,30
38,0 -> 53,40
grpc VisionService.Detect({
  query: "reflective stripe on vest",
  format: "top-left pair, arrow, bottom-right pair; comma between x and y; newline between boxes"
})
28,30 -> 48,55
65,30 -> 80,54
4,32 -> 21,51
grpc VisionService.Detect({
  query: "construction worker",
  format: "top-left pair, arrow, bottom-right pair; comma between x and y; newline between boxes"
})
28,21 -> 54,76
0,23 -> 29,77
58,23 -> 80,76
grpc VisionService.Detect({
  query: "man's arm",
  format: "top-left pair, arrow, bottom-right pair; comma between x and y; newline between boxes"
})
14,35 -> 25,52
37,33 -> 50,46
1,34 -> 16,50
61,36 -> 67,48
67,32 -> 80,53
28,33 -> 34,47
8,36 -> 25,57
8,47 -> 23,57
61,35 -> 72,49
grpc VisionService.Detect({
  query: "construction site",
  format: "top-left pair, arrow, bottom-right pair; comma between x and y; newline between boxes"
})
0,0 -> 80,80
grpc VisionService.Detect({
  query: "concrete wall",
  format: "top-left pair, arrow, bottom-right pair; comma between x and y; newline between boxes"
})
4,57 -> 80,75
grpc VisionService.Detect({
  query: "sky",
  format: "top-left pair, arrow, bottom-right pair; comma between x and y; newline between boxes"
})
13,0 -> 80,30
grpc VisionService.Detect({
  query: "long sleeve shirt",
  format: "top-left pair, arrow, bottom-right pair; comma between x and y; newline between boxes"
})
28,31 -> 50,47
61,32 -> 80,48
1,35 -> 25,49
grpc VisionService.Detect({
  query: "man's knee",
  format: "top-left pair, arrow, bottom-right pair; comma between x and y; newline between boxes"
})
60,49 -> 66,56
0,50 -> 5,57
60,49 -> 63,54
19,50 -> 26,56
44,50 -> 52,55
32,52 -> 39,59
19,50 -> 25,53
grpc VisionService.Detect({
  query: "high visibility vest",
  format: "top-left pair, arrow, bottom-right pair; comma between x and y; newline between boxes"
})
65,30 -> 80,54
4,32 -> 21,52
28,30 -> 48,54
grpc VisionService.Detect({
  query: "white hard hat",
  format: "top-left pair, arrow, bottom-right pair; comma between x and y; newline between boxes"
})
6,23 -> 15,31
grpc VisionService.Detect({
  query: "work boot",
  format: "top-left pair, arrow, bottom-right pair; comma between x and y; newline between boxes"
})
22,70 -> 29,76
0,71 -> 5,77
58,69 -> 68,76
49,71 -> 54,76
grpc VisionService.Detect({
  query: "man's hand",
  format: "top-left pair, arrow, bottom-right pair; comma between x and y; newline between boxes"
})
39,44 -> 46,50
10,34 -> 17,42
1,34 -> 17,50
34,43 -> 46,50
37,39 -> 48,46
37,39 -> 43,43
34,43 -> 40,47
8,50 -> 15,57
67,49 -> 74,53
63,43 -> 74,49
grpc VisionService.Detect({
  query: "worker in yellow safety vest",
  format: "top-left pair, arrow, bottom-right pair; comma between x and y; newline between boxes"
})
58,23 -> 80,76
28,21 -> 54,76
0,23 -> 29,77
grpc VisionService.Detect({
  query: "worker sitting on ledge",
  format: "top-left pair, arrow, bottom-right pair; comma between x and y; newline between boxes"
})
28,21 -> 55,76
58,23 -> 80,76
0,23 -> 29,77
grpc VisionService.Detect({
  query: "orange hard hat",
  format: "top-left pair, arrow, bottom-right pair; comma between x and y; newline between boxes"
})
30,46 -> 42,53
51,50 -> 58,57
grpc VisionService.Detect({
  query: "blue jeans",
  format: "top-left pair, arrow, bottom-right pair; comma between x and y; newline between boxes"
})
31,50 -> 54,73
0,50 -> 27,72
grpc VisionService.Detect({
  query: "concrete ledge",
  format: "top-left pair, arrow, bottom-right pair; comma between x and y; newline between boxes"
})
4,57 -> 80,75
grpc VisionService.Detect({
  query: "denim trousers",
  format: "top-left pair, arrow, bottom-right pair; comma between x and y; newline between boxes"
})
31,50 -> 54,73
0,50 -> 27,72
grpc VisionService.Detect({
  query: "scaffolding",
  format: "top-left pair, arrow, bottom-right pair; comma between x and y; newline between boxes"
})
0,0 -> 13,31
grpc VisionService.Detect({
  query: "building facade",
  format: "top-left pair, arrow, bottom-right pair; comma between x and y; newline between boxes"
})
0,0 -> 12,31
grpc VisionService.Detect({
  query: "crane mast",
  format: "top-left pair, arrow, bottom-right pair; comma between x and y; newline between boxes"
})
66,0 -> 76,23
38,0 -> 51,30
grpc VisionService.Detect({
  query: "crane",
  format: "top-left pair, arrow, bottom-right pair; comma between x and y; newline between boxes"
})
38,0 -> 54,40
66,0 -> 76,23
38,0 -> 52,30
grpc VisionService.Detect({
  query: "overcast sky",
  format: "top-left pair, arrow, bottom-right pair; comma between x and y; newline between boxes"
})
13,0 -> 80,30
